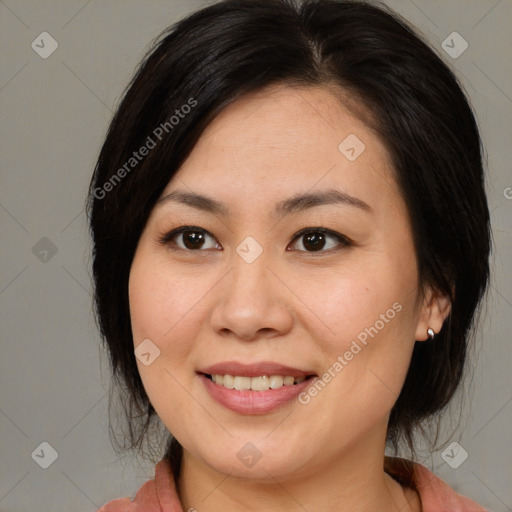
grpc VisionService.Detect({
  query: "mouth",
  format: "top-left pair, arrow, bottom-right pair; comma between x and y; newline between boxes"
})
197,361 -> 318,414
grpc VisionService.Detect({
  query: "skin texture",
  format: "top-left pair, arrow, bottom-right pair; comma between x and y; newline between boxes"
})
128,84 -> 451,512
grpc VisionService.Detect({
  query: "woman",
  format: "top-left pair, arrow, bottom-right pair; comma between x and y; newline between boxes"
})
88,0 -> 491,510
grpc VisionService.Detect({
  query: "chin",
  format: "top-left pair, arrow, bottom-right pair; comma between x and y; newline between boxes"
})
193,438 -> 315,482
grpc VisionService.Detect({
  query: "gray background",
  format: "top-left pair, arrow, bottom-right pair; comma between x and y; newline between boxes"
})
0,0 -> 511,510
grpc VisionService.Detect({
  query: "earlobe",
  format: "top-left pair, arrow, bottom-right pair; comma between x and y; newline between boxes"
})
415,287 -> 452,342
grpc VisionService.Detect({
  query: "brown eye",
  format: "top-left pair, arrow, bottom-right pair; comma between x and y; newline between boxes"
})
301,232 -> 327,251
159,227 -> 220,251
181,230 -> 208,250
290,229 -> 351,253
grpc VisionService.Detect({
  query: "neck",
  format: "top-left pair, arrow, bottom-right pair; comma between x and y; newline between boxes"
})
177,431 -> 420,512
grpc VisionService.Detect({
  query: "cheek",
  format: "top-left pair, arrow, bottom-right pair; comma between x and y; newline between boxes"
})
308,258 -> 415,348
301,255 -> 419,414
128,250 -> 205,431
129,246 -> 202,345
128,249 -> 205,409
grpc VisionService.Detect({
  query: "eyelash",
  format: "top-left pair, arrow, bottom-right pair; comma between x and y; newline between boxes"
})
157,225 -> 352,254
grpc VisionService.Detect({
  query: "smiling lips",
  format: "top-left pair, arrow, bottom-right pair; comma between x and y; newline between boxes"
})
198,361 -> 317,414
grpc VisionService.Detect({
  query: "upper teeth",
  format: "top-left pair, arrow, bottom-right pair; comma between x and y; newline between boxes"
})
211,374 -> 306,391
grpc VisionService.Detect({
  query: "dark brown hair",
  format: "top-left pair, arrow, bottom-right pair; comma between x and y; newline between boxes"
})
87,0 -> 491,477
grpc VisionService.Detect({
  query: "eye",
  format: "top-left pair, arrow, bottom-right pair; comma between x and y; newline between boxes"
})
288,228 -> 351,253
158,226 -> 351,253
158,226 -> 221,251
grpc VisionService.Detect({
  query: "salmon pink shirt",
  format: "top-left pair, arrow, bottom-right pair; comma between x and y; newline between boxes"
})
97,457 -> 488,512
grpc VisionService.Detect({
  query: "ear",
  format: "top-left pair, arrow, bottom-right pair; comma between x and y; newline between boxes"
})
414,286 -> 452,341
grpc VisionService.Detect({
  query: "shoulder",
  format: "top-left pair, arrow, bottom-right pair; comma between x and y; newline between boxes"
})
412,462 -> 488,512
385,456 -> 488,512
96,459 -> 180,512
96,479 -> 160,512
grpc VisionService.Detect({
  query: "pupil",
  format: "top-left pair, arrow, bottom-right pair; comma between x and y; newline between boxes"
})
184,231 -> 204,249
304,232 -> 325,251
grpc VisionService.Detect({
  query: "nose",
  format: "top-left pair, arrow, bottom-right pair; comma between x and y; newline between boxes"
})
209,250 -> 294,341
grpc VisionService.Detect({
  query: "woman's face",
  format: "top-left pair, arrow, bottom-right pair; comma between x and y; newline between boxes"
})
129,85 -> 440,480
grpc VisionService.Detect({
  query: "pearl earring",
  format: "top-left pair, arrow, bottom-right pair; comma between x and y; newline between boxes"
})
427,327 -> 435,340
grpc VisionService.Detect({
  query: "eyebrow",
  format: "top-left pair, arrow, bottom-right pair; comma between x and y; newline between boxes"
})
155,188 -> 372,217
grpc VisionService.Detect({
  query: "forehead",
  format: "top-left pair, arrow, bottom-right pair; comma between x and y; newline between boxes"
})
191,84 -> 377,159
163,84 -> 398,214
